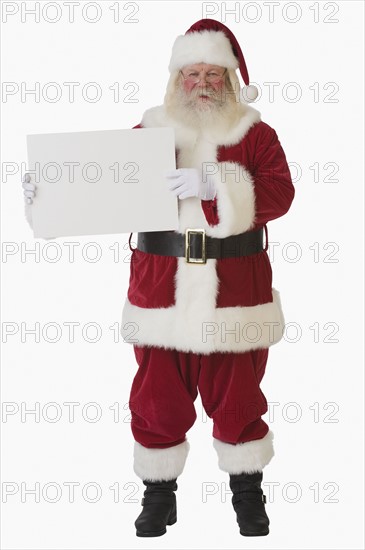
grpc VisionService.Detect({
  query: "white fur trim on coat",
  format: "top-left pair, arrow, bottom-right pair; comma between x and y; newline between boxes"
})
133,440 -> 190,481
121,288 -> 285,355
169,30 -> 239,73
213,430 -> 274,474
209,161 -> 256,236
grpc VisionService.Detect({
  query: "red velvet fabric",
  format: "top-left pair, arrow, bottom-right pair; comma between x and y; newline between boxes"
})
202,121 -> 295,228
127,248 -> 177,308
129,345 -> 270,448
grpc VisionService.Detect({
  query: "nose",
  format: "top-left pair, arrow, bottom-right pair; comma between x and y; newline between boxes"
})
197,76 -> 211,88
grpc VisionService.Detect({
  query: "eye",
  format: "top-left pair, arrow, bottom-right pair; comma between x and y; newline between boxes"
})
187,72 -> 199,77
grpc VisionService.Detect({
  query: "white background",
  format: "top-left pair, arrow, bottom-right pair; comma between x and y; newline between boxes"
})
1,1 -> 364,549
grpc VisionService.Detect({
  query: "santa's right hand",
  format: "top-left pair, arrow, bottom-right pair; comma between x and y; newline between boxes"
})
22,173 -> 36,204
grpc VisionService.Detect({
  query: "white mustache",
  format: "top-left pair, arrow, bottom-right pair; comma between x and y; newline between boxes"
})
191,89 -> 219,100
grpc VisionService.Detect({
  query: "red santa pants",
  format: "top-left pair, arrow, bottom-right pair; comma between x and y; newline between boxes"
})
129,345 -> 274,481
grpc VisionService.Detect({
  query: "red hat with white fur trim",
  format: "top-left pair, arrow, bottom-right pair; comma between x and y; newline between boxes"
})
168,19 -> 259,103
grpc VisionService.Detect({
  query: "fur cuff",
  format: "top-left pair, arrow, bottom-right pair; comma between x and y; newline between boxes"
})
213,430 -> 274,474
207,161 -> 256,238
133,440 -> 190,481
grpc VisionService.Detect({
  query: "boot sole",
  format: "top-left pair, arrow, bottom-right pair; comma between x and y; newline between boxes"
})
136,516 -> 177,537
240,528 -> 269,537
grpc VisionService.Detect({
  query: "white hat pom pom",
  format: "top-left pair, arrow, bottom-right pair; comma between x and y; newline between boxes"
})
242,84 -> 259,103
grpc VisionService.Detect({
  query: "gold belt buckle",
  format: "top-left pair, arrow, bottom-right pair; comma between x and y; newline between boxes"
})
185,228 -> 206,264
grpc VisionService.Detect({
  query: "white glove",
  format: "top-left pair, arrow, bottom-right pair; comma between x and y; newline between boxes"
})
22,173 -> 36,204
166,168 -> 216,201
21,173 -> 55,239
22,173 -> 36,229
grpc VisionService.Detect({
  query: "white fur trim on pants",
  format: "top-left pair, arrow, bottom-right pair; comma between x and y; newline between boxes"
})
133,440 -> 190,481
213,430 -> 274,474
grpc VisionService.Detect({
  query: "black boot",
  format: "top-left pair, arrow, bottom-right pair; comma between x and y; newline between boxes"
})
229,471 -> 269,536
135,478 -> 178,537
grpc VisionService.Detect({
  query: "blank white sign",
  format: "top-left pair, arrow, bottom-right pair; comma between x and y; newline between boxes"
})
26,127 -> 178,239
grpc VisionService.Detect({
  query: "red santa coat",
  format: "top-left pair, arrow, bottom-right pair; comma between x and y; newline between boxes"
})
121,104 -> 295,354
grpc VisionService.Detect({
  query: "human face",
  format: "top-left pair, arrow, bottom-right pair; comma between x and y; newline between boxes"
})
179,63 -> 227,102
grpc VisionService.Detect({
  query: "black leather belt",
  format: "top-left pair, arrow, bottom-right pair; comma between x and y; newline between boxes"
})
136,227 -> 265,264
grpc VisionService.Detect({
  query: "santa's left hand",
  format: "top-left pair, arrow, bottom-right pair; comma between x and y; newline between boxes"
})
165,168 -> 216,201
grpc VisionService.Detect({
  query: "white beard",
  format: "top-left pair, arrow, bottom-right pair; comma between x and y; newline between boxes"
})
165,81 -> 243,134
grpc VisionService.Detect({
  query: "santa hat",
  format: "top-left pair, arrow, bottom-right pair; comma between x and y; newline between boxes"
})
168,19 -> 258,103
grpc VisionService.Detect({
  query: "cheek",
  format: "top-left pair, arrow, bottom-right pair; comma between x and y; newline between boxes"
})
213,81 -> 225,92
182,80 -> 195,94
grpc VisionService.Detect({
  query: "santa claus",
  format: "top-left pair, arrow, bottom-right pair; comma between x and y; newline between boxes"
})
121,19 -> 295,538
22,18 -> 295,539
